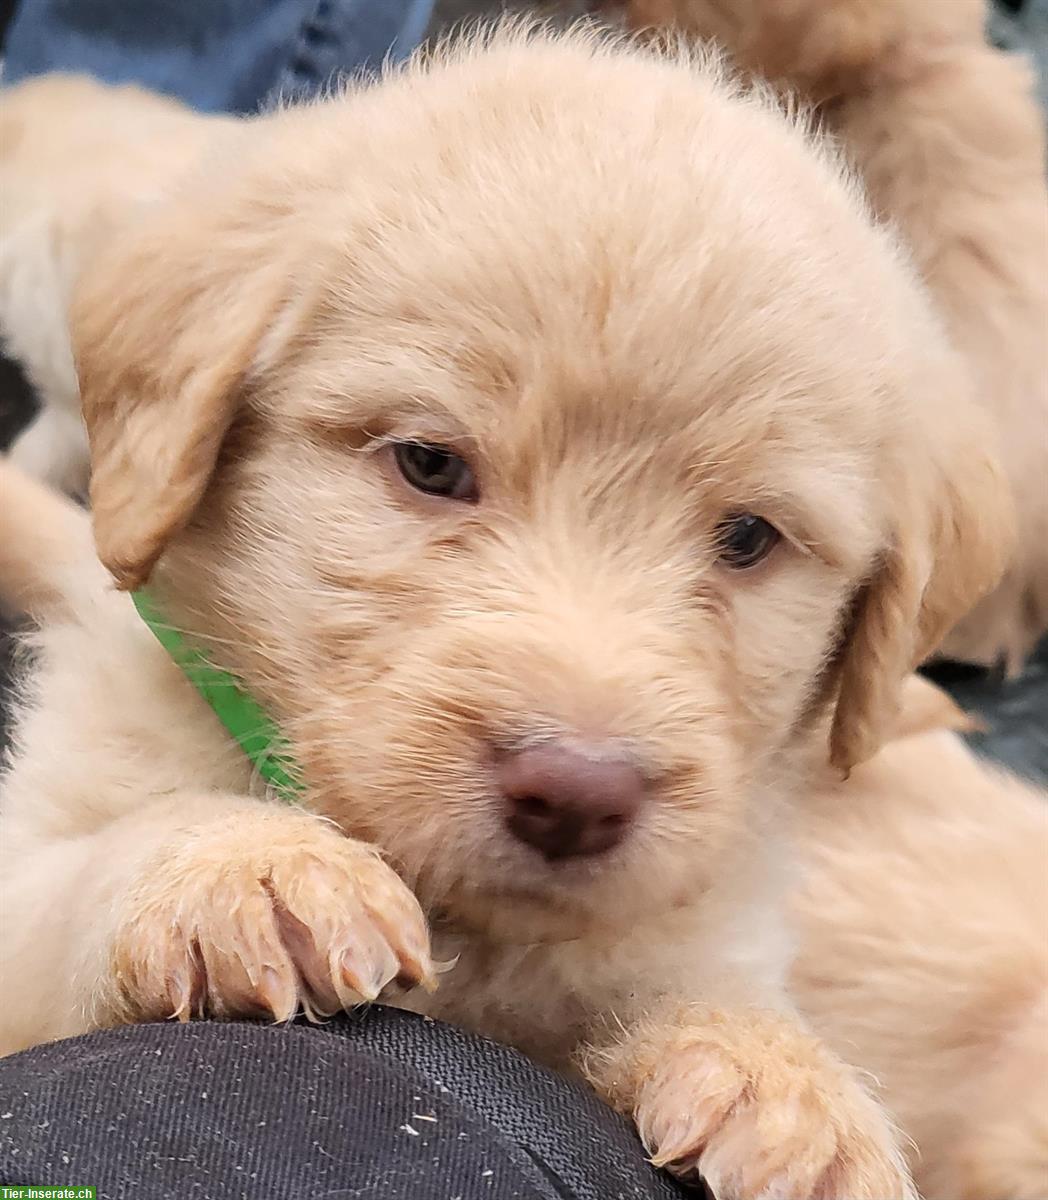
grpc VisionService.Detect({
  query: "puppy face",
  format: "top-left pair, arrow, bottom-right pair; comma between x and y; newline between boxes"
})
73,31 -> 1010,939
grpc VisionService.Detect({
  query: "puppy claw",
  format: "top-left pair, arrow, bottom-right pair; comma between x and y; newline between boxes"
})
110,811 -> 434,1025
365,904 -> 434,989
165,976 -> 193,1023
257,963 -> 298,1023
392,946 -> 437,993
338,947 -> 383,1003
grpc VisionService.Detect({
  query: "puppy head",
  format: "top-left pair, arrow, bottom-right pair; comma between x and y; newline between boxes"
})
74,30 -> 1010,938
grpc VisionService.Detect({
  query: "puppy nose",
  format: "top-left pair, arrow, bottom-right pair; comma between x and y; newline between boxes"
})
497,743 -> 645,861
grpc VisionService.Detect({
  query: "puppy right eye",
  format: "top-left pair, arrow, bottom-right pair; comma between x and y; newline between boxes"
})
716,513 -> 780,569
393,440 -> 478,501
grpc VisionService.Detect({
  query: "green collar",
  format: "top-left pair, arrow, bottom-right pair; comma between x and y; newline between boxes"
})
132,591 -> 303,802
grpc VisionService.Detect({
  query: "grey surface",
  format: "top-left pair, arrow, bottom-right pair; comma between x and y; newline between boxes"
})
990,0 -> 1048,108
924,649 -> 1048,784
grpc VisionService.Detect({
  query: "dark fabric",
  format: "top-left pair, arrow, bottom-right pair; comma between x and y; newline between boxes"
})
0,1006 -> 690,1200
0,0 -> 21,50
0,357 -> 35,758
0,356 -> 36,451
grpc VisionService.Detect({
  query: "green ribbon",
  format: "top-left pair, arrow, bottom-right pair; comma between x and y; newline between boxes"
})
131,591 -> 303,802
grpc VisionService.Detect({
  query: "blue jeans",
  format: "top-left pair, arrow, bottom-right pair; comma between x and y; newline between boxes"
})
2,0 -> 435,112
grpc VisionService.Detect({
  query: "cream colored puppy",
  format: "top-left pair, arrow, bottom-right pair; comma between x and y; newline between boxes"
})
0,28 -> 1013,1200
0,75 -> 233,494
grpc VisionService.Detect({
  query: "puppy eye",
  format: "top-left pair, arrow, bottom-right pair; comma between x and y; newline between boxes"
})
716,513 -> 780,569
393,441 -> 478,501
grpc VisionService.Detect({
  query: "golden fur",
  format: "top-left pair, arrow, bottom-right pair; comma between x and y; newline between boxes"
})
614,0 -> 1048,670
796,715 -> 1048,1200
0,26 -> 1018,1198
0,74 -> 233,494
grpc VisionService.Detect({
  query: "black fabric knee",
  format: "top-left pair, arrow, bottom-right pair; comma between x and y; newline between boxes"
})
0,1005 -> 694,1200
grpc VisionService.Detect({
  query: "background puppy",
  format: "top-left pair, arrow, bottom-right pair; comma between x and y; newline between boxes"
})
0,27 -> 1013,1199
0,75 -> 233,495
614,0 -> 1048,671
796,692 -> 1048,1200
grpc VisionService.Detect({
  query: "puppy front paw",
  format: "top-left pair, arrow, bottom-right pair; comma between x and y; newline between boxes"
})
589,1008 -> 915,1200
109,809 -> 434,1023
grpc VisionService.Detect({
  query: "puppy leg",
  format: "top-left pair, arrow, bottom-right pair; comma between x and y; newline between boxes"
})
0,459 -> 100,619
584,1003 -> 915,1200
0,794 -> 433,1054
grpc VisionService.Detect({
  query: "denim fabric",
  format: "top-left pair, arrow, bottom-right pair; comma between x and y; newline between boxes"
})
2,0 -> 435,112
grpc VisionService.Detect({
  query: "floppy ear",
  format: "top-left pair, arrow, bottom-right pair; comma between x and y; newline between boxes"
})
829,393 -> 1014,772
72,176 -> 297,591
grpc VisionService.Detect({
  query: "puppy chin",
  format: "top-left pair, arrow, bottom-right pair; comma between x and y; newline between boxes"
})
433,856 -> 696,946
438,884 -> 610,944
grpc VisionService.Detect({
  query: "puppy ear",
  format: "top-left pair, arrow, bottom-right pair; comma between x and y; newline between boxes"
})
73,179 -> 295,590
829,389 -> 1014,772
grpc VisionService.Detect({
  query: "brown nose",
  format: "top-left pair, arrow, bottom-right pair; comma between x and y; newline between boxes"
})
497,743 -> 645,861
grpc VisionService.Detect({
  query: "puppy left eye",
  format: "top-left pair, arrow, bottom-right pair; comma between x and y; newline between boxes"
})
393,441 -> 478,501
716,513 -> 780,569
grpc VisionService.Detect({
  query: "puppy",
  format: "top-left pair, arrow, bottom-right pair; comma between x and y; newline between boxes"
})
795,688 -> 1048,1200
613,0 -> 1048,672
0,27 -> 1013,1199
0,74 -> 233,495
